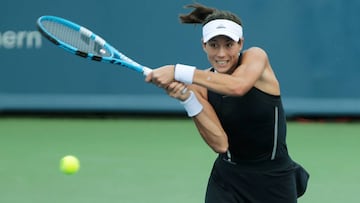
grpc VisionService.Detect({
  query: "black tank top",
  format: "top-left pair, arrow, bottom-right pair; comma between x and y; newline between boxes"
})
208,55 -> 290,162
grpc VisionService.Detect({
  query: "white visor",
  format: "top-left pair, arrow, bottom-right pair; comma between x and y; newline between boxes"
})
202,19 -> 243,43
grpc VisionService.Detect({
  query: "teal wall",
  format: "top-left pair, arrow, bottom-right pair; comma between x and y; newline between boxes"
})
1,0 -> 359,116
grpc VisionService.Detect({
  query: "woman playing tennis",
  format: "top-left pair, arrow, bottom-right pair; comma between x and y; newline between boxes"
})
146,4 -> 309,203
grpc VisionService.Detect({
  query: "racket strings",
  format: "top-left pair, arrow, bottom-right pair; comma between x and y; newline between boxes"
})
42,21 -> 111,57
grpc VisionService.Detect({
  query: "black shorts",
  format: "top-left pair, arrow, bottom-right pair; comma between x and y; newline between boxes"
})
205,156 -> 309,203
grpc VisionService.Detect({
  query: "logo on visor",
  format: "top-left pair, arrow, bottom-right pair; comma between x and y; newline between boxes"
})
216,24 -> 226,29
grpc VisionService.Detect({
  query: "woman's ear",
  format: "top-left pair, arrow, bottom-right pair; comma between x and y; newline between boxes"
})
237,38 -> 244,51
201,39 -> 207,52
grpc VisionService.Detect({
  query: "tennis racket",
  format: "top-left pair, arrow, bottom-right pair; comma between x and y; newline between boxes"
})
36,15 -> 152,76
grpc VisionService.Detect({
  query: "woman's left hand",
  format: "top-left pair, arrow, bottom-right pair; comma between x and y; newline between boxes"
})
145,65 -> 175,88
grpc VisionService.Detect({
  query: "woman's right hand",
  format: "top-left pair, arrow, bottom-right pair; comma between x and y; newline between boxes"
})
165,81 -> 190,101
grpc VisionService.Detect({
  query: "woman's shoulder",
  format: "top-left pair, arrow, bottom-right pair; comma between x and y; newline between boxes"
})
242,46 -> 269,61
243,46 -> 268,55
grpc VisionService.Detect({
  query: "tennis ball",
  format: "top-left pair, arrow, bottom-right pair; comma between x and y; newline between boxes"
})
60,155 -> 80,175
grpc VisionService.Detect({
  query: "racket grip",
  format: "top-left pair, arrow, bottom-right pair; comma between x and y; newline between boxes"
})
142,67 -> 152,76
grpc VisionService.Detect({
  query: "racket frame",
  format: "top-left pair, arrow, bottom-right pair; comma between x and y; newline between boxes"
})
37,15 -> 152,75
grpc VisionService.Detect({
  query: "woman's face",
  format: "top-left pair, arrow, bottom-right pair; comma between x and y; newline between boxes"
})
203,35 -> 243,74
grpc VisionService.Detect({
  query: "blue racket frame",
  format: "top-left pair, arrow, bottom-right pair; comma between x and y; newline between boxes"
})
37,15 -> 152,75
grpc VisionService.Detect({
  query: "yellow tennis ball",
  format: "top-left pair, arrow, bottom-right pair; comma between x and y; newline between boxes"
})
60,155 -> 80,175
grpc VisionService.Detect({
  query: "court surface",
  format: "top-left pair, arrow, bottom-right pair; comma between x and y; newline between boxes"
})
0,116 -> 359,203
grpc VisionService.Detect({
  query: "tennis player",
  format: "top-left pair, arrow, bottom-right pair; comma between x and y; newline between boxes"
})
146,3 -> 309,203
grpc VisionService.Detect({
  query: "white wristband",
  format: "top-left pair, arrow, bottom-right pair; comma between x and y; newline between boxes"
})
180,91 -> 203,117
174,64 -> 196,84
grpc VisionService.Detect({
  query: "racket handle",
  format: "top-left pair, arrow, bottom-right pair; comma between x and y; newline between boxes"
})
142,67 -> 152,76
142,66 -> 187,95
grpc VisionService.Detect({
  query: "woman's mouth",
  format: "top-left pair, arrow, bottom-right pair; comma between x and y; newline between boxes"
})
216,60 -> 229,66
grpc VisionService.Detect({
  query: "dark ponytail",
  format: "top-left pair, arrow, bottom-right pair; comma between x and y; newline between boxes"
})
179,4 -> 216,24
179,3 -> 243,26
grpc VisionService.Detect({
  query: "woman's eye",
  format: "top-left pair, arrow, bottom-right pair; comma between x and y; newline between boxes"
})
209,43 -> 217,48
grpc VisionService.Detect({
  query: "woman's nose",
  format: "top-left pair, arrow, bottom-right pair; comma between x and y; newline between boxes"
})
217,46 -> 226,57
